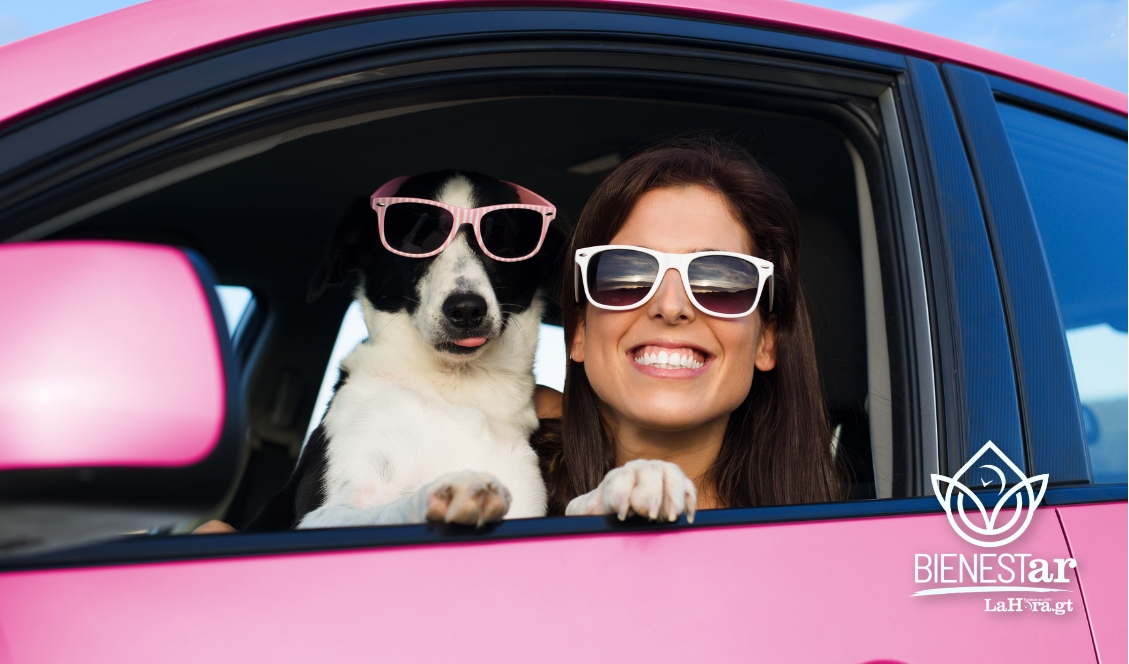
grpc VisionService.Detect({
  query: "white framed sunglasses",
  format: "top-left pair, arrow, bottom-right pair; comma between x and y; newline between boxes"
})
574,245 -> 774,318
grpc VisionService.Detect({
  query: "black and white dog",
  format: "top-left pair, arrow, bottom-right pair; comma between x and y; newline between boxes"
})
248,171 -> 559,530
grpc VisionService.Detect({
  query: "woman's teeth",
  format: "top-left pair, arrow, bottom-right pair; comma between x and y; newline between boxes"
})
632,348 -> 705,370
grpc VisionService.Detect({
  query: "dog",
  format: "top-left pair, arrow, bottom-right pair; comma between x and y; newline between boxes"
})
247,171 -> 558,530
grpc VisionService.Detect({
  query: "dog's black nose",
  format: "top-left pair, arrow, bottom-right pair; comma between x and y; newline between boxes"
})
442,293 -> 487,329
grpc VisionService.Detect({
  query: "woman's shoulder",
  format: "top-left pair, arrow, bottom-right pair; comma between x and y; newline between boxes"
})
534,385 -> 562,419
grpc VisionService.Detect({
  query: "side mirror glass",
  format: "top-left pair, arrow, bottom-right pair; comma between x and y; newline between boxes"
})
0,241 -> 244,556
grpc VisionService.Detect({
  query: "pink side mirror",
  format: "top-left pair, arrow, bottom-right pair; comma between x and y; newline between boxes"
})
0,241 -> 244,555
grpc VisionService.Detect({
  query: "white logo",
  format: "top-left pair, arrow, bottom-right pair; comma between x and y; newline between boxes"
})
931,441 -> 1048,548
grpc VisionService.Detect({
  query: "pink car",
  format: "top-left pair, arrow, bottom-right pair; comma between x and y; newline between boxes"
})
0,1 -> 1125,662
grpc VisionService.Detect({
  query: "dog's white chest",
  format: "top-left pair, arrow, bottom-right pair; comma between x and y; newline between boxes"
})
321,370 -> 545,519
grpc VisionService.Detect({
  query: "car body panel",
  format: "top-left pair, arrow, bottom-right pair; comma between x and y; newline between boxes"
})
0,509 -> 1093,663
0,0 -> 1124,132
1058,503 -> 1129,664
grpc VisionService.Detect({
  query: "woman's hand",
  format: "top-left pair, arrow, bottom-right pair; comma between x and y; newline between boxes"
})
565,459 -> 697,523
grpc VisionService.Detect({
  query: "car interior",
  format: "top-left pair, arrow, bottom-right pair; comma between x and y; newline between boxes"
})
46,88 -> 902,530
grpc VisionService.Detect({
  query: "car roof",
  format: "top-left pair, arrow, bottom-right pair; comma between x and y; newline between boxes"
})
0,0 -> 1125,130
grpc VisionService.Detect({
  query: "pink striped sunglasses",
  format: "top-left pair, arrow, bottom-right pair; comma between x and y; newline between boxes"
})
370,176 -> 556,262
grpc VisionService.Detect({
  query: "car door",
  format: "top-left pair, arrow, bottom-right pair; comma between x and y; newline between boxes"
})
0,4 -> 1121,663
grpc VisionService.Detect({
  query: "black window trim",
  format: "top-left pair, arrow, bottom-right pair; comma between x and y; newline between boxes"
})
986,74 -> 1128,139
942,64 -> 1108,486
900,58 -> 1028,481
2,485 -> 1122,572
3,47 -> 895,241
0,6 -> 904,235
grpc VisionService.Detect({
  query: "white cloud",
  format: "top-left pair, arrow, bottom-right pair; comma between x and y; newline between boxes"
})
848,0 -> 931,24
808,0 -> 1128,91
954,0 -> 1127,88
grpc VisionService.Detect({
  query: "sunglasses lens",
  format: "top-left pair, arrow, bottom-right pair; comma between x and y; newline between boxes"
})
383,203 -> 454,255
687,255 -> 760,315
480,208 -> 545,259
587,249 -> 659,307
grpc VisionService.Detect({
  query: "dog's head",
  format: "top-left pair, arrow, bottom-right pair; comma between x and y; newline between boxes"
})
309,170 -> 560,359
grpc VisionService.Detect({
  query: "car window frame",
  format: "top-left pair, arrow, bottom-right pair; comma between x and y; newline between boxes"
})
2,486 -> 1123,571
0,7 -> 904,226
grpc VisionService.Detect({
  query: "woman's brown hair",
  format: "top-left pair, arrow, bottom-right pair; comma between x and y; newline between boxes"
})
539,135 -> 840,514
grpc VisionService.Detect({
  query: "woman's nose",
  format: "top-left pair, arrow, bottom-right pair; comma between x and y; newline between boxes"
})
647,269 -> 696,324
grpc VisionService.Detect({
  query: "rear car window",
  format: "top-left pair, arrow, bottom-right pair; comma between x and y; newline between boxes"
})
215,285 -> 254,337
997,103 -> 1128,484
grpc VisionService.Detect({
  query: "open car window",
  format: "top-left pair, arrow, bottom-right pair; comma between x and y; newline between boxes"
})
64,100 -> 908,531
201,93 -> 909,527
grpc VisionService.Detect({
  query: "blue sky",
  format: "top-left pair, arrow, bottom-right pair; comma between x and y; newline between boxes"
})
0,0 -> 1125,91
804,0 -> 1127,91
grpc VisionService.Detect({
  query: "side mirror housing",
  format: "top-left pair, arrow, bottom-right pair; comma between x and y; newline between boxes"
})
0,241 -> 244,555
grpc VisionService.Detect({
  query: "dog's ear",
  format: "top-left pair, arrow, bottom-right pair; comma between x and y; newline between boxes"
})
308,197 -> 377,303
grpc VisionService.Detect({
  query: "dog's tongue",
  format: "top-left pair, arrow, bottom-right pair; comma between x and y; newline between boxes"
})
454,337 -> 487,348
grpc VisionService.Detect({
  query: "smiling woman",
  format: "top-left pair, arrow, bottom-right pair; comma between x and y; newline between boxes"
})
543,137 -> 841,517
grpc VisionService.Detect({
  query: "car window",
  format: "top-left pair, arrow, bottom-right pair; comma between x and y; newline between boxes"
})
214,285 -> 254,337
996,103 -> 1128,484
276,103 -> 891,509
35,82 -> 904,525
305,304 -> 568,445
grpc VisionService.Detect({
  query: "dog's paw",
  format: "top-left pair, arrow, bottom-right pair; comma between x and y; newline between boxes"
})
420,471 -> 512,527
564,459 -> 697,523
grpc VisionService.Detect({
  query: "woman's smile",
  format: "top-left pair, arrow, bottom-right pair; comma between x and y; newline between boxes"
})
629,342 -> 710,374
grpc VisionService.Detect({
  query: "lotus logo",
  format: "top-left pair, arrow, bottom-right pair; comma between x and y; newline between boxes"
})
931,441 -> 1048,548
